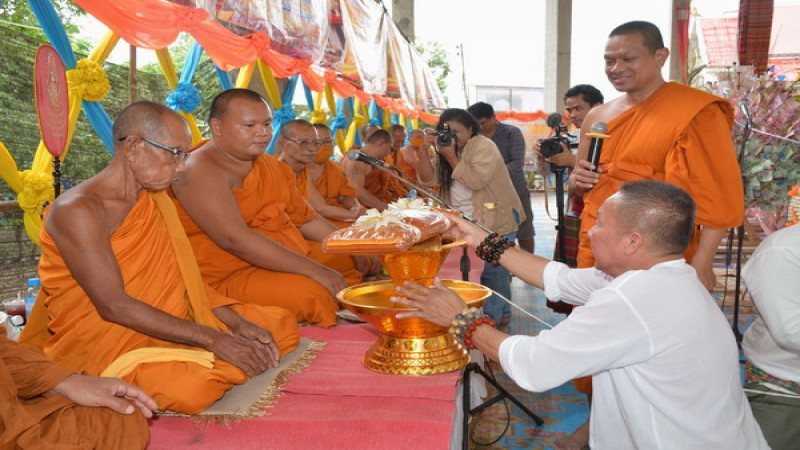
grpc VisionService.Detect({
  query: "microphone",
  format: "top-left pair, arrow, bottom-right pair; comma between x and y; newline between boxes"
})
585,122 -> 609,171
740,98 -> 754,127
347,150 -> 401,172
546,112 -> 563,129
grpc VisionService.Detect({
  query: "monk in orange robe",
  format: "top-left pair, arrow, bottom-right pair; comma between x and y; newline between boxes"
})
172,90 -> 378,328
21,102 -> 298,415
295,122 -> 367,228
1,330 -> 156,449
341,129 -> 407,210
565,21 -> 744,448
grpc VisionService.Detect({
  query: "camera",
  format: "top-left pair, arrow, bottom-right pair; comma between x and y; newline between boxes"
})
436,124 -> 454,147
540,135 -> 570,158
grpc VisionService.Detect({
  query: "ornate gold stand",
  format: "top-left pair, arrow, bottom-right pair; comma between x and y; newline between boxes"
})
337,279 -> 490,376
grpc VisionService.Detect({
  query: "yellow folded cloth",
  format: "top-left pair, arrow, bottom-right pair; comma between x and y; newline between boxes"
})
101,347 -> 215,378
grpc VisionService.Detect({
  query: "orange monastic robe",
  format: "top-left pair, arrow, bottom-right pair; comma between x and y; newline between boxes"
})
175,154 -> 362,327
385,153 -> 410,198
21,192 -> 299,414
364,166 -> 407,205
313,160 -> 359,228
1,331 -> 149,449
577,82 -> 744,268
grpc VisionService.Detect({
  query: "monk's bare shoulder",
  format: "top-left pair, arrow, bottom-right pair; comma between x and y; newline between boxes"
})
173,144 -> 237,196
45,188 -> 112,241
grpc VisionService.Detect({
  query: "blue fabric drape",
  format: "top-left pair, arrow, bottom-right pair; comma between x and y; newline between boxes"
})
29,0 -> 115,152
266,75 -> 299,154
214,66 -> 234,91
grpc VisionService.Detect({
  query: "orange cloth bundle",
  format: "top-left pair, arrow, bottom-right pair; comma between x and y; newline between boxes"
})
323,199 -> 451,254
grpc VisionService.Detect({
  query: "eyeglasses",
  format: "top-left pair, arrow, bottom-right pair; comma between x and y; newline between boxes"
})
119,136 -> 190,165
283,138 -> 321,149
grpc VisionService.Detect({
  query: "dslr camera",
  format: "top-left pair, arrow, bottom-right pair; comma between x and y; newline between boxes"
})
539,124 -> 570,158
436,124 -> 454,147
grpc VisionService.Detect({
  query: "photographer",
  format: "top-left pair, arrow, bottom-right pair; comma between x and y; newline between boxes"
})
469,102 -> 535,254
534,84 -> 605,175
416,108 -> 524,325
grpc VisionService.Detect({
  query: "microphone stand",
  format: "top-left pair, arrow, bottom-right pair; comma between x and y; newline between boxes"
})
730,101 -> 754,344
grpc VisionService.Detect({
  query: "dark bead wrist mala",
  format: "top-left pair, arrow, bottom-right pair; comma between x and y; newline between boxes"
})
475,232 -> 515,266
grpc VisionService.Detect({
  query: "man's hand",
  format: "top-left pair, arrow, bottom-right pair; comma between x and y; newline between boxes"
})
570,159 -> 601,192
544,148 -> 577,168
49,374 -> 158,418
354,254 -> 382,276
392,278 -> 467,326
313,265 -> 349,297
230,319 -> 280,369
444,214 -> 490,248
206,331 -> 274,377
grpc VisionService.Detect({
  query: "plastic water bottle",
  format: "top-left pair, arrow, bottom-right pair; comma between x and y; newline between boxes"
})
24,277 -> 40,319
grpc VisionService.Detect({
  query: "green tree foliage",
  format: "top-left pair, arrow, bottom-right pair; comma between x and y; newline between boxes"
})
0,0 -> 82,39
416,40 -> 450,103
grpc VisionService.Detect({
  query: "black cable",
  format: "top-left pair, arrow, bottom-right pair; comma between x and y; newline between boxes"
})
468,356 -> 512,447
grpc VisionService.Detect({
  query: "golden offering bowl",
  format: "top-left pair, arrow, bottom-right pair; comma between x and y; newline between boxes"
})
337,279 -> 491,376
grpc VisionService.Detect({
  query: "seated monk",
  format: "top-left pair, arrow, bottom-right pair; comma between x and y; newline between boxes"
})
282,121 -> 366,227
20,101 -> 299,414
1,329 -> 156,449
341,129 -> 407,211
396,128 -> 438,182
171,89 -> 379,328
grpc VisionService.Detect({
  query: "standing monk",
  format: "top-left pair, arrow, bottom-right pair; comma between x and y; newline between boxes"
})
570,21 -> 743,290
20,101 -> 298,414
171,89 -> 371,328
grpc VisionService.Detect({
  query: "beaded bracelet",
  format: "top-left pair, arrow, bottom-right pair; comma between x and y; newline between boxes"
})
449,307 -> 496,350
463,316 -> 496,350
475,232 -> 515,266
450,307 -> 483,345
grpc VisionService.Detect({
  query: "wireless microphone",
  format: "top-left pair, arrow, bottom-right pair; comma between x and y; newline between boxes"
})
347,150 -> 401,172
585,122 -> 609,171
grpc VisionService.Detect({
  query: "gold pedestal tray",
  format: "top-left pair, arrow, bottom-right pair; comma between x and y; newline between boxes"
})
337,279 -> 491,376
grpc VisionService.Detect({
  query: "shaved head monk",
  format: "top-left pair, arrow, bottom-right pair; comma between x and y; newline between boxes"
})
171,89 -> 375,328
280,120 -> 366,227
20,101 -> 299,415
341,129 -> 407,211
307,123 -> 367,227
570,20 -> 744,290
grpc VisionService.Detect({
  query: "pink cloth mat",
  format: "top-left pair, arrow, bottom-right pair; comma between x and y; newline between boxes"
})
147,324 -> 460,450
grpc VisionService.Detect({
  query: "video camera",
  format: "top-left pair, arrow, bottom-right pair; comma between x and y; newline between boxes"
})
540,113 -> 569,158
435,124 -> 454,147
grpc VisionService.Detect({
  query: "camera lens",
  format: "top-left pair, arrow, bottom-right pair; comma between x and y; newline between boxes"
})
436,132 -> 452,147
540,138 -> 563,158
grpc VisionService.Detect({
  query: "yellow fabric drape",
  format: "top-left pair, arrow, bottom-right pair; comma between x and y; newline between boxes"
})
343,98 -> 365,152
0,31 -> 121,243
101,347 -> 214,378
256,58 -> 281,109
234,62 -> 255,89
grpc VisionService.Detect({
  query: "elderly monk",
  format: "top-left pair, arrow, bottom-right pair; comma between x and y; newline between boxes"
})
281,121 -> 365,227
172,89 -> 373,328
341,129 -> 406,211
570,21 -> 743,290
20,101 -> 299,414
308,123 -> 366,227
2,329 -> 156,449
